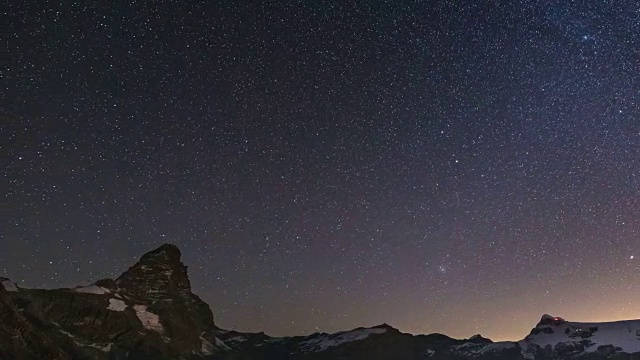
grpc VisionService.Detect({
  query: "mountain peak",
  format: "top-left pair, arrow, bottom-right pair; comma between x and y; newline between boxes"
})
537,314 -> 566,326
115,243 -> 190,300
140,243 -> 182,263
468,334 -> 492,343
371,323 -> 399,332
111,243 -> 216,331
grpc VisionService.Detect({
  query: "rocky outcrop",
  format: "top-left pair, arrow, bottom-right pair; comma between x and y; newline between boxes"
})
114,244 -> 215,331
2,244 -> 224,360
0,282 -> 71,360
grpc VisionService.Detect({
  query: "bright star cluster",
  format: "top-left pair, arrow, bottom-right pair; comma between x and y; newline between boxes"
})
4,1 -> 639,341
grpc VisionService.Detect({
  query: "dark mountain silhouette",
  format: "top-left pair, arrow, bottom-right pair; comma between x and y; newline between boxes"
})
1,244 -> 638,360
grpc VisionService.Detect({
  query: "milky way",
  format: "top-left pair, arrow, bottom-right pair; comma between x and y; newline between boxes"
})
4,1 -> 639,341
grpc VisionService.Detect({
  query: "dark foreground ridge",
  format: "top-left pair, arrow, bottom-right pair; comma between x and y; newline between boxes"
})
1,244 -> 638,360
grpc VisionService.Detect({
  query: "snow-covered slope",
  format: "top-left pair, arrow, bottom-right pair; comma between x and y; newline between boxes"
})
519,314 -> 640,358
297,326 -> 388,352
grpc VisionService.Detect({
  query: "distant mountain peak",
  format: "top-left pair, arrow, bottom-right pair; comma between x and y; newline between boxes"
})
132,243 -> 183,270
468,334 -> 492,343
144,243 -> 182,260
537,314 -> 567,326
372,323 -> 397,331
115,243 -> 188,297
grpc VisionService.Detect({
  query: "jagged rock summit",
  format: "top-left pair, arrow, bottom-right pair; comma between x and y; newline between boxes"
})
111,243 -> 192,299
116,243 -> 185,294
1,243 -> 224,360
110,243 -> 215,332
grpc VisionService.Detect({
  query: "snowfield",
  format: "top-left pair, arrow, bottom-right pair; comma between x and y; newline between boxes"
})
298,327 -> 388,352
74,284 -> 110,294
520,315 -> 640,355
107,298 -> 127,311
133,304 -> 164,333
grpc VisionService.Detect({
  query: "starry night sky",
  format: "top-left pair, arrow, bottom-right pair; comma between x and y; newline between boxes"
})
4,0 -> 639,341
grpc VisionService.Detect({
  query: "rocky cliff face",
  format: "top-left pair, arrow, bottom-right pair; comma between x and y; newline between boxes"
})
1,244 -> 225,360
1,245 -> 638,360
113,243 -> 216,335
0,281 -> 71,360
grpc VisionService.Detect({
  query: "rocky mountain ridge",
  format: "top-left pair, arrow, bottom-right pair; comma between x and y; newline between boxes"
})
1,244 -> 638,360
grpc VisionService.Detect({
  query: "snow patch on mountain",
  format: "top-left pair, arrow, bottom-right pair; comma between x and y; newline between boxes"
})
201,337 -> 215,355
1,279 -> 18,292
453,340 -> 516,355
75,284 -> 110,294
225,335 -> 248,344
85,343 -> 113,352
107,298 -> 127,311
200,334 -> 230,355
133,304 -> 164,333
215,337 -> 231,350
298,327 -> 387,352
425,349 -> 435,357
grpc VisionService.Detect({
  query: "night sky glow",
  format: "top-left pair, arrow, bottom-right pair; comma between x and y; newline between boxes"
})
4,1 -> 639,341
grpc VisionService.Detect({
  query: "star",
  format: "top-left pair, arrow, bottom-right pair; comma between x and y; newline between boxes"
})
437,265 -> 448,275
